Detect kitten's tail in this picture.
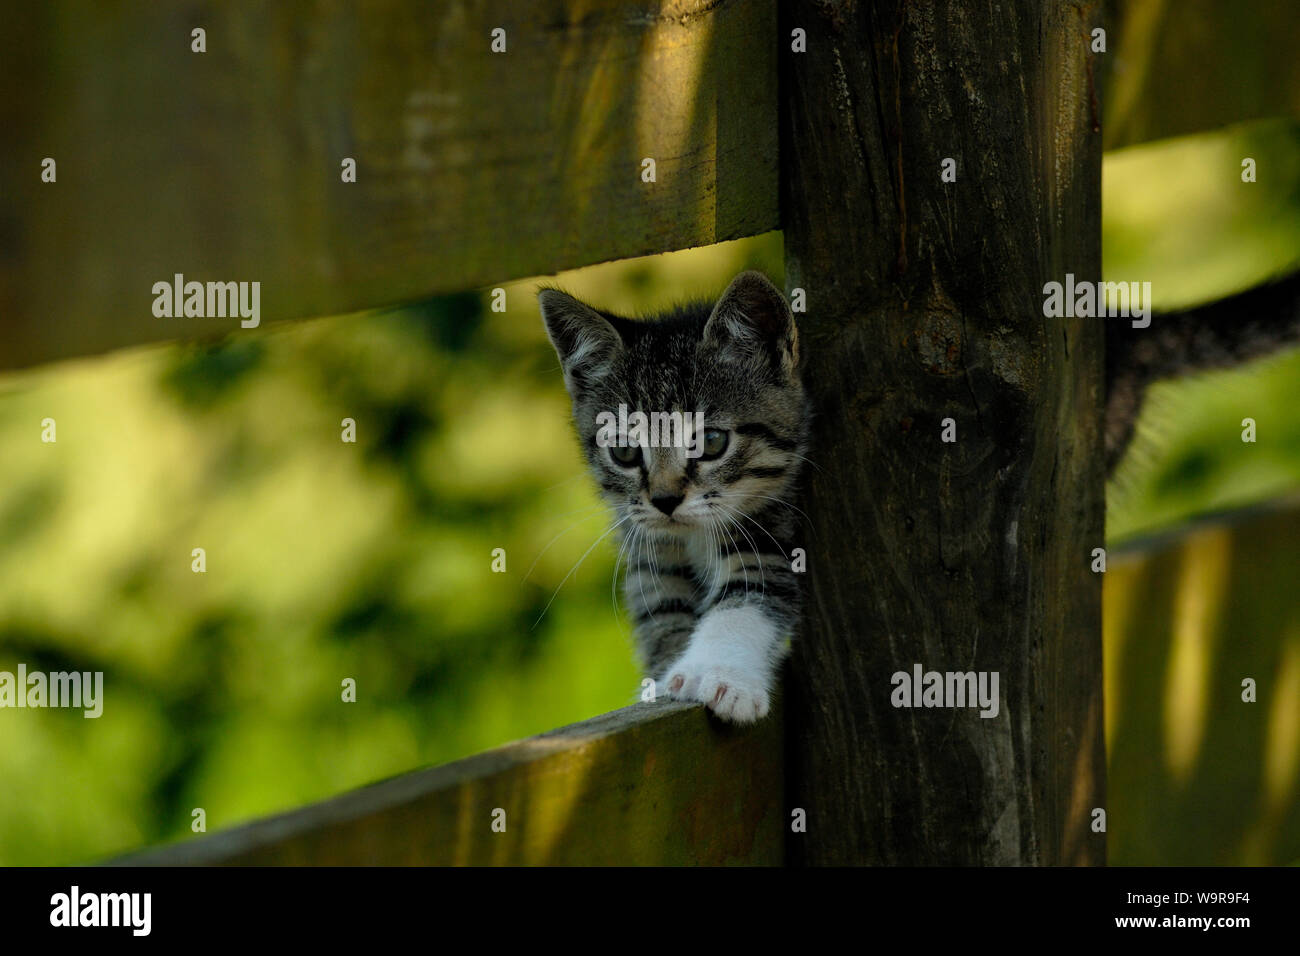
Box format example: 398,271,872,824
1105,267,1300,472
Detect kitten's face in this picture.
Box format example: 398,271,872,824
539,271,807,539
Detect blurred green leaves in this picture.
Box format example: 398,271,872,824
0,235,775,865
1105,119,1300,542
0,117,1297,865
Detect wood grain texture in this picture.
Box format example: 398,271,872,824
0,0,778,371
779,0,1106,865
112,701,783,865
1101,0,1300,150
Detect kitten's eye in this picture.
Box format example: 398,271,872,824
609,444,642,467
701,428,729,460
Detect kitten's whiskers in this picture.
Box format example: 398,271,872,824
532,512,632,629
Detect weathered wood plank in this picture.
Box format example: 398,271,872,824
780,1,1105,864
1105,499,1300,865
0,0,778,371
112,701,783,865
1101,0,1300,150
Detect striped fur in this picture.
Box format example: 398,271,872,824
539,271,809,722
1106,269,1300,473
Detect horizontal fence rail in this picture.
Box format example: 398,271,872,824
1101,0,1300,151
1104,497,1300,865
1,0,779,371
4,2,1299,372
115,700,784,866
108,499,1300,866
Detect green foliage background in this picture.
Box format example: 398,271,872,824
0,121,1297,865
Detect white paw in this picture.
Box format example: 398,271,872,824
662,652,771,724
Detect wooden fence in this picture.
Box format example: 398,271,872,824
117,701,784,865
112,499,1300,865
5,0,1297,373
2,1,1298,866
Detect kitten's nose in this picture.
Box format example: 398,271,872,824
650,494,684,516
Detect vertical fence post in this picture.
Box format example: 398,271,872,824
780,1,1106,865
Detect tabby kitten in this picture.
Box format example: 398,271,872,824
537,266,1300,722
538,271,808,723
1106,269,1300,472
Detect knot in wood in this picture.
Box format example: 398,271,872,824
908,305,964,377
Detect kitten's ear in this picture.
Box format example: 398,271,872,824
703,271,798,376
537,288,623,391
